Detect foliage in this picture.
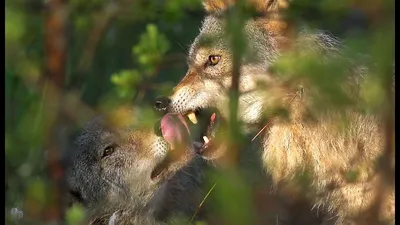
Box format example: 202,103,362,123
5,0,394,224
110,23,170,101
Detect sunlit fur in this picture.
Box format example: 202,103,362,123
167,1,394,224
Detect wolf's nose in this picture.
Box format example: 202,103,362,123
154,96,171,112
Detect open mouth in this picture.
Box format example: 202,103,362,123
181,107,222,156
151,108,223,180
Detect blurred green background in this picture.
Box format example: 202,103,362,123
5,0,394,224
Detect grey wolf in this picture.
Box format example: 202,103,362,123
154,0,395,224
64,110,205,224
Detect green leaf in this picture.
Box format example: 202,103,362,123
111,70,142,87
66,204,86,225
132,24,170,72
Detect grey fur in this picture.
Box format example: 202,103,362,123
64,116,205,224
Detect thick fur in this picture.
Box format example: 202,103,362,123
64,115,205,224
165,0,394,224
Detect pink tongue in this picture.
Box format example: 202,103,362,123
160,113,191,150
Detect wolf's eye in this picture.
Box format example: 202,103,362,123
102,144,117,158
208,55,221,66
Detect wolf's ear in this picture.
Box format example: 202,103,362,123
202,0,294,47
202,0,289,14
257,0,294,49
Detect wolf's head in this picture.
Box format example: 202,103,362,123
165,0,292,122
155,0,345,161
154,0,294,160
65,109,198,217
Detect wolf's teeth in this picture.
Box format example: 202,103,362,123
203,136,210,144
187,112,198,124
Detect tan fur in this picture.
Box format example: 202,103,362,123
260,43,395,224
203,0,295,48
203,0,289,14
166,0,394,224
262,85,394,224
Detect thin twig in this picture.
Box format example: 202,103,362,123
251,120,274,142
227,0,246,167
251,92,299,142
44,0,68,222
189,182,218,224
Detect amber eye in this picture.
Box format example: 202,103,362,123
208,55,221,66
102,145,116,158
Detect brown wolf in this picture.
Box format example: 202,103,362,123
154,0,394,224
64,110,205,224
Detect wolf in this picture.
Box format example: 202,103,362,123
64,110,206,224
154,0,395,224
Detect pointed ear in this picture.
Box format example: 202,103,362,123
257,0,295,50
256,0,292,36
202,0,295,48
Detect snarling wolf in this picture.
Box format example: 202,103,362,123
64,110,205,224
154,0,394,224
